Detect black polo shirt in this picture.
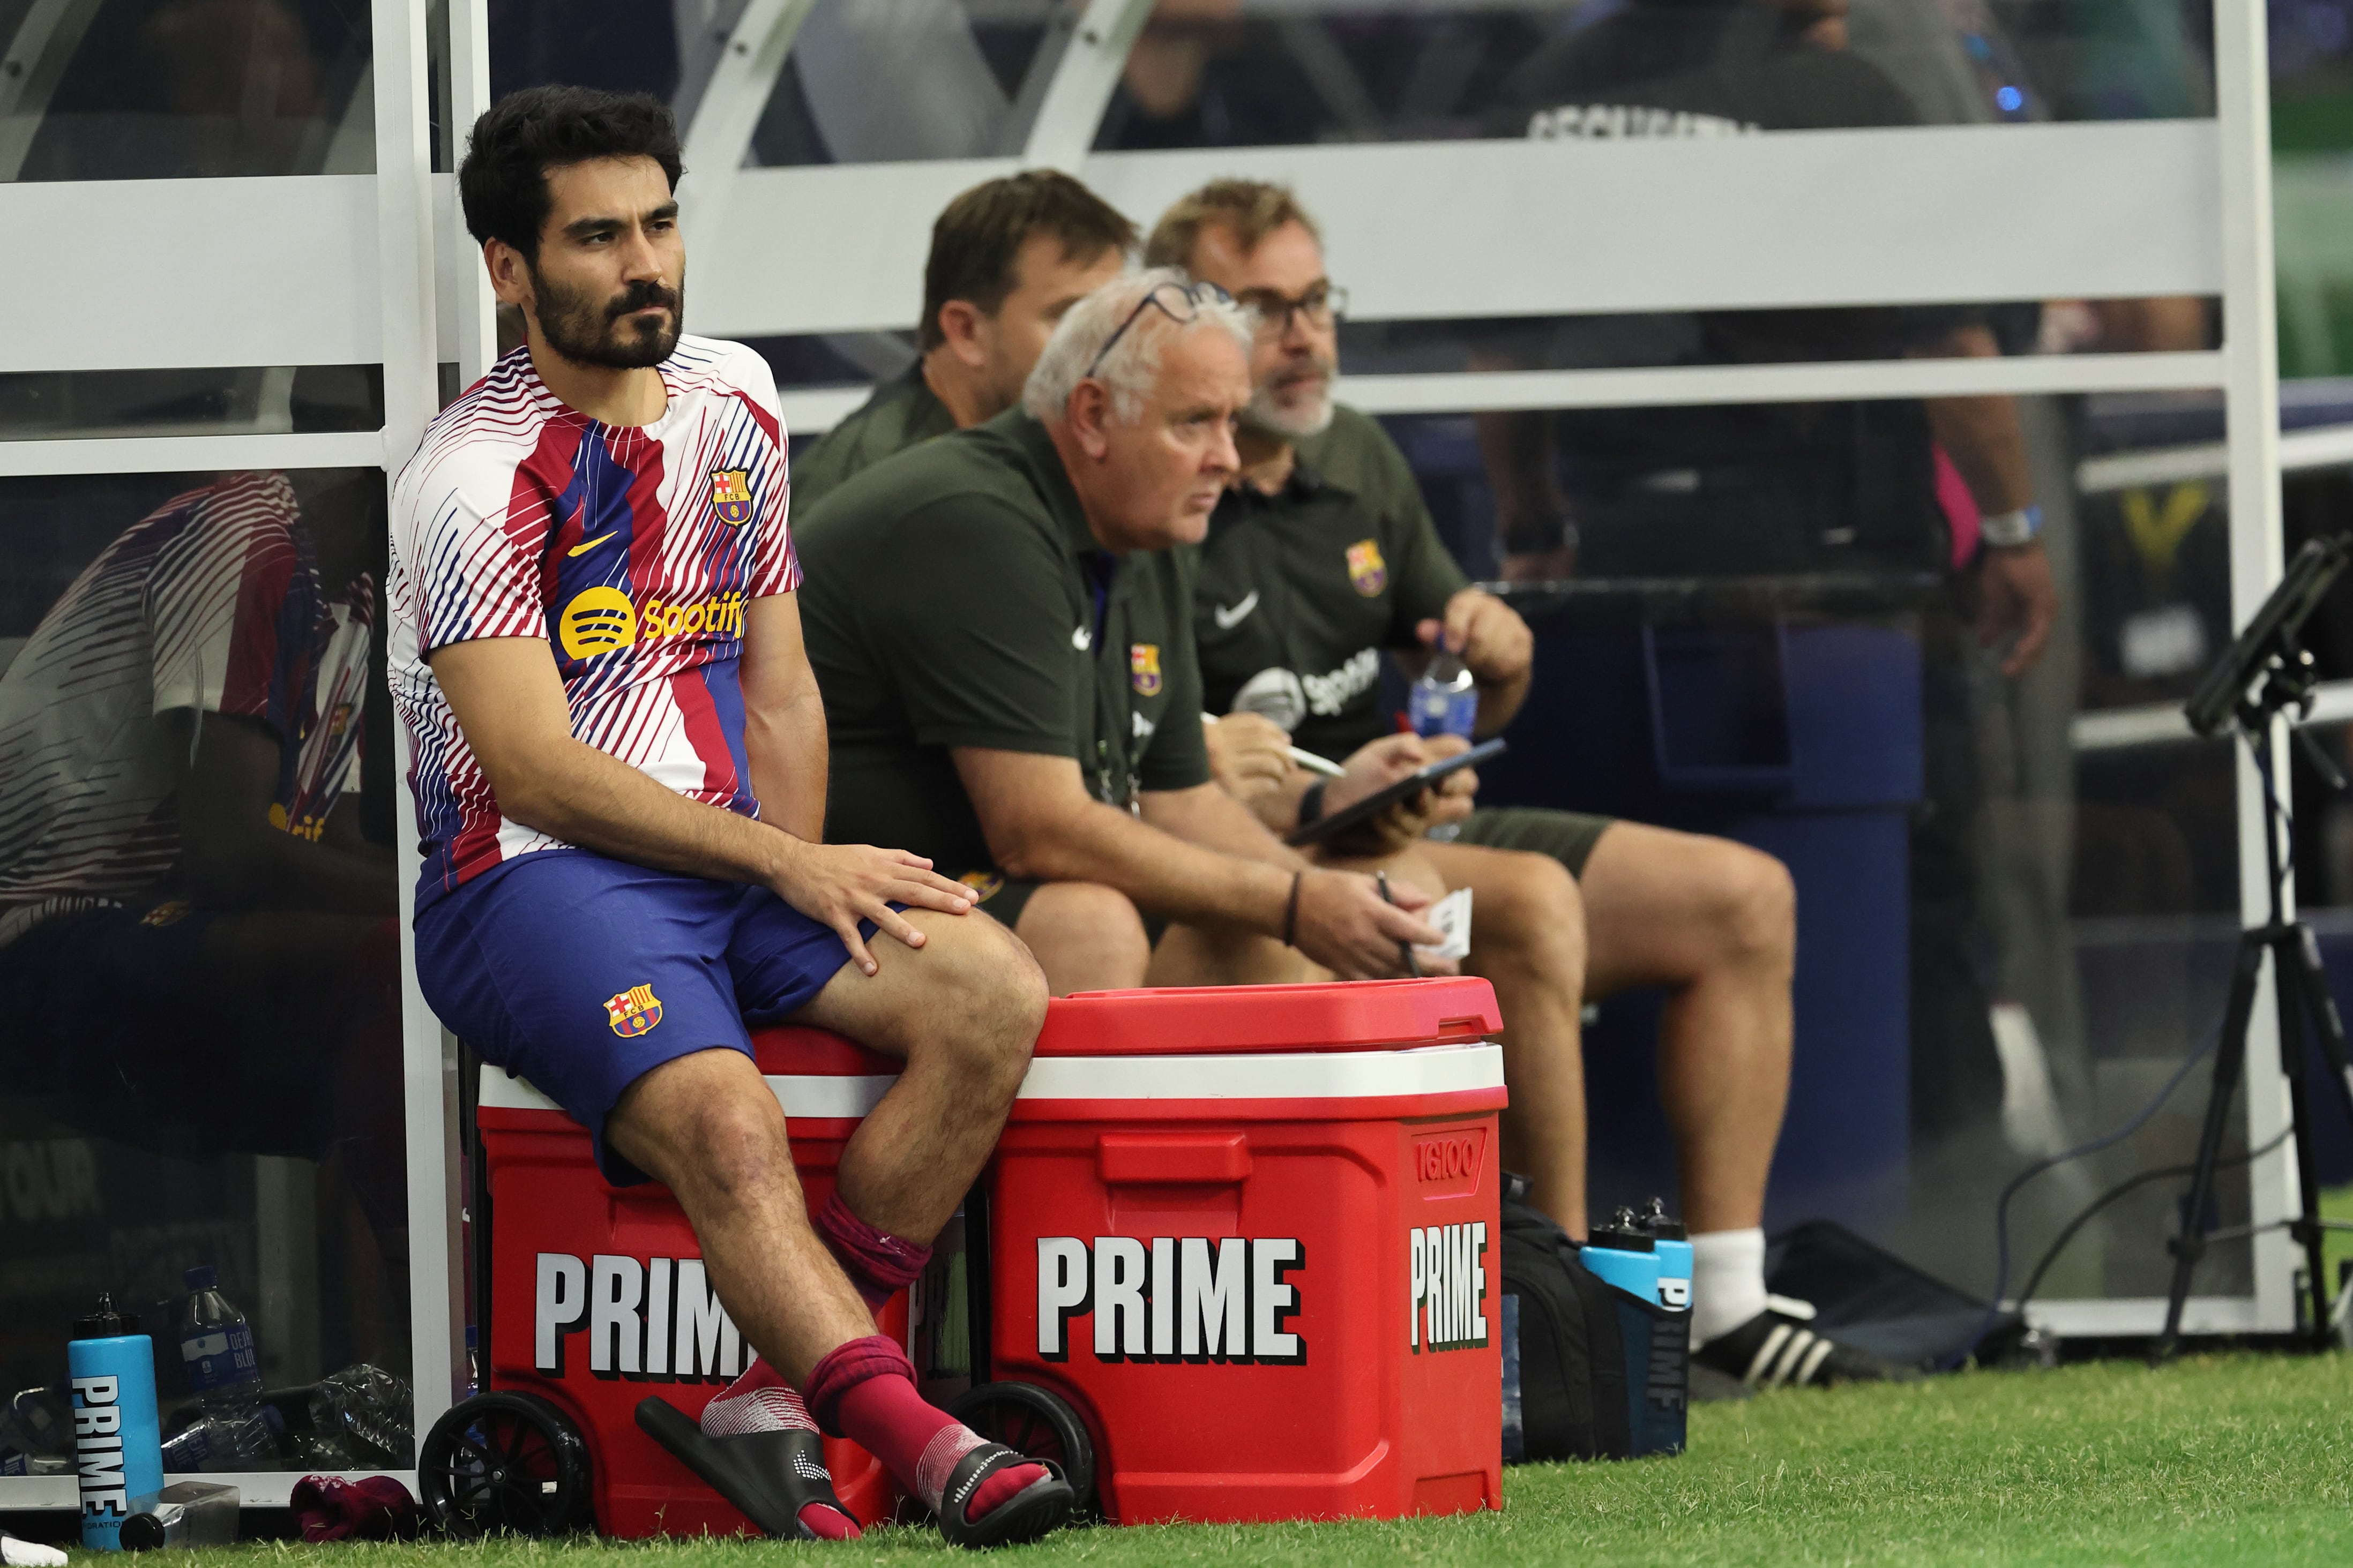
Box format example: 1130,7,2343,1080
1193,406,1468,761
791,362,959,511
796,409,1211,875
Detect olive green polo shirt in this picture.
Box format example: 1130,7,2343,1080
792,362,960,510
796,408,1212,875
1193,404,1468,761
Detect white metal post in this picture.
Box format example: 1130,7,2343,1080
2214,0,2299,1335
446,0,497,387
372,0,465,1434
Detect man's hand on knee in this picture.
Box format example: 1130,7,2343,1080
768,839,978,976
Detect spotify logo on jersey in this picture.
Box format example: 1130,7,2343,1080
560,587,638,659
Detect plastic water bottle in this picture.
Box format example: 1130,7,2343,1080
310,1365,414,1467
68,1294,164,1551
1408,650,1478,739
174,1269,271,1469
1639,1198,1693,1314
1578,1210,1661,1304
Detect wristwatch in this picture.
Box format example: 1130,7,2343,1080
1978,504,2043,549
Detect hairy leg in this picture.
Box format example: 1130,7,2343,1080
1318,842,1590,1237
605,1047,874,1383
1145,920,1317,986
1578,823,1795,1233
1418,842,1590,1237
1013,881,1152,995
794,907,1049,1245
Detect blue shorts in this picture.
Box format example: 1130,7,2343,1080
414,849,861,1184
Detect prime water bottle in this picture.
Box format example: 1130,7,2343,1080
174,1268,272,1470
1579,1210,1661,1304
1408,650,1478,739
1639,1198,1693,1314
68,1294,163,1551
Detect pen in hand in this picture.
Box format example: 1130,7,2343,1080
1376,870,1422,979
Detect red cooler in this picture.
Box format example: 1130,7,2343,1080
462,977,1505,1536
474,1031,910,1535
984,978,1507,1524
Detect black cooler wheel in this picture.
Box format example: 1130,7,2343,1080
946,1382,1096,1517
419,1390,594,1537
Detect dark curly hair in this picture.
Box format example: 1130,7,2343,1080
458,85,684,262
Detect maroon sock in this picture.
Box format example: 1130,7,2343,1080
698,1360,860,1540
804,1336,1045,1527
813,1191,931,1311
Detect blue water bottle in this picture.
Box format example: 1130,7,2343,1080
69,1294,164,1551
1408,650,1479,739
1579,1210,1660,1304
1640,1198,1694,1314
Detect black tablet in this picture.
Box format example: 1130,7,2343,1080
1284,738,1508,847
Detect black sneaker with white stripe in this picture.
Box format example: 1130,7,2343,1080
1693,1299,1921,1391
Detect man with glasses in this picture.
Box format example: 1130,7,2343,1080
796,269,1453,996
794,171,1134,508
1151,180,1906,1391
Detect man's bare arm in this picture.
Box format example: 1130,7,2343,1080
952,746,1442,978
1911,322,2058,676
739,593,827,843
430,636,972,973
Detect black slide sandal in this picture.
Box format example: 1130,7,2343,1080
634,1397,856,1540
935,1443,1074,1550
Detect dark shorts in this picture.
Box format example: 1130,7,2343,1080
1453,806,1616,879
414,849,860,1184
946,870,1170,951
0,900,391,1164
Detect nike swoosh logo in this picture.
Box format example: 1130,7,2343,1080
1213,590,1260,630
567,531,616,557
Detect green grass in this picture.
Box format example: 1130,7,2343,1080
87,1353,2353,1567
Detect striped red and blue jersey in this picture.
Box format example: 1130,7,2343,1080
387,336,798,909
0,471,371,946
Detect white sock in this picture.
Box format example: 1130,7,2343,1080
1689,1227,1768,1347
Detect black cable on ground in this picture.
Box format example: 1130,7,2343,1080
1941,1012,2227,1370
2012,1128,2292,1316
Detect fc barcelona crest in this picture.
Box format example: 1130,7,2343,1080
709,468,754,526
1131,643,1163,696
605,984,664,1037
1346,539,1387,597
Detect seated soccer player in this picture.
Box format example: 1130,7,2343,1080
794,169,1134,508
795,269,1452,995
395,87,1070,1547
1151,178,1909,1390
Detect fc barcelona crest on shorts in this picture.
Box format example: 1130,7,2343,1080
709,468,753,526
605,984,664,1037
1346,538,1388,596
1131,643,1163,696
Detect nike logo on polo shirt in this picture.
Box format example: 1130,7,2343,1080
568,531,617,556
1213,591,1260,630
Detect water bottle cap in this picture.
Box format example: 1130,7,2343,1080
183,1265,218,1291
73,1292,139,1338
1639,1197,1687,1241
1583,1220,1654,1254
118,1513,168,1552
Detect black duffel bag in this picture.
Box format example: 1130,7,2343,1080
1500,1175,1689,1461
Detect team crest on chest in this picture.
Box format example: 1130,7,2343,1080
605,984,663,1037
1346,539,1387,596
1130,643,1163,696
709,468,754,526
